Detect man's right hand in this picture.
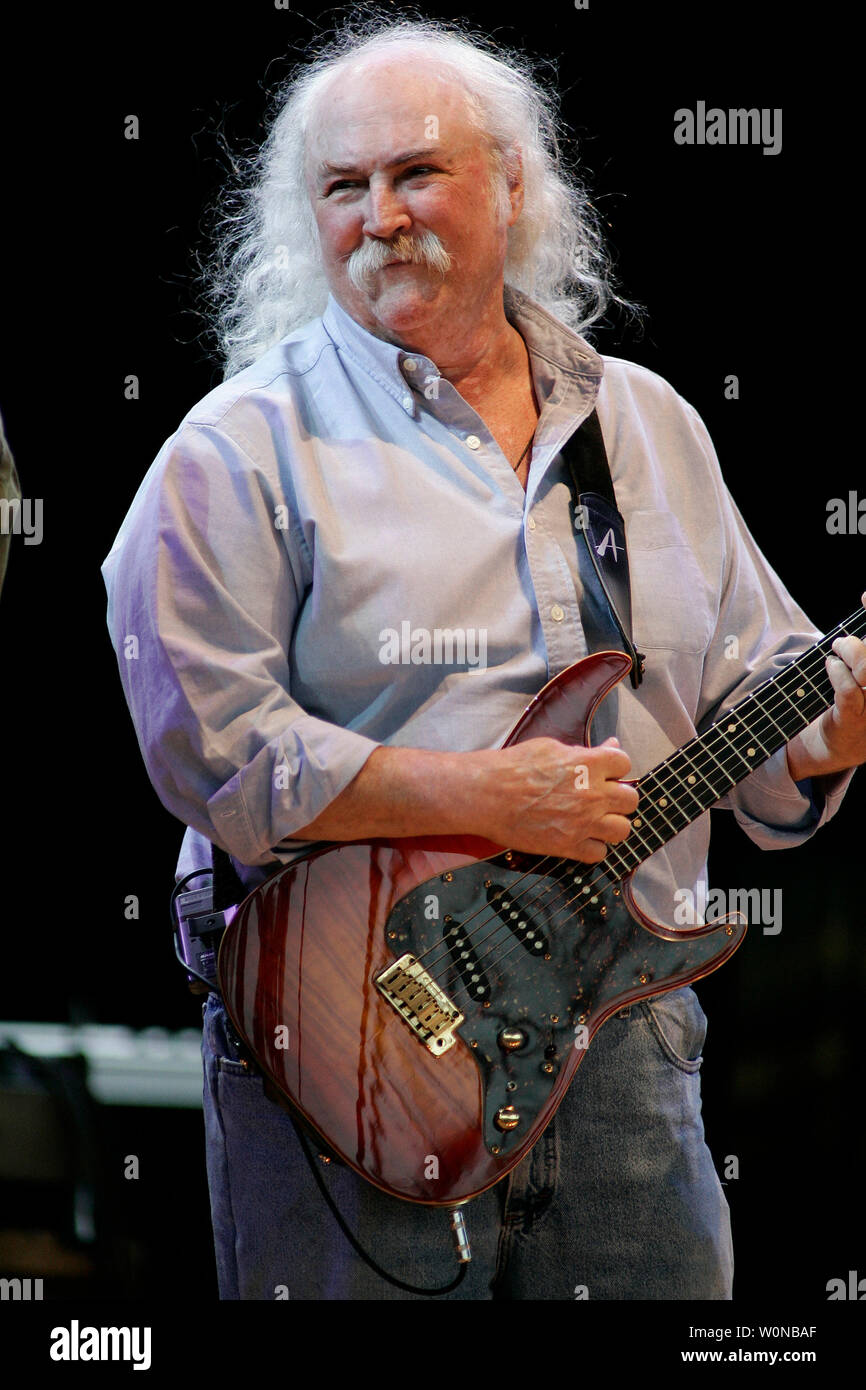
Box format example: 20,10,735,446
288,735,639,865
466,735,639,863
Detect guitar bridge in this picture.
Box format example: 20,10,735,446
376,954,464,1055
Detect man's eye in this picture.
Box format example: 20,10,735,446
324,167,438,195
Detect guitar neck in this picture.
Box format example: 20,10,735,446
599,605,866,881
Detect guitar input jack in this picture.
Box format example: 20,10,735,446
449,1206,472,1264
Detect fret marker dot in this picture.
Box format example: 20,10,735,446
633,817,642,828
657,797,668,807
687,775,696,784
796,688,805,698
747,747,755,756
727,724,736,733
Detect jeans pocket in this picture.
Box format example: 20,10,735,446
640,986,706,1073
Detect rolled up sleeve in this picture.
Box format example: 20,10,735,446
688,405,856,847
101,423,380,866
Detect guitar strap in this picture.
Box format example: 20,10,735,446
558,408,645,690
211,843,246,914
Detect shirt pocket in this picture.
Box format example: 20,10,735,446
626,509,714,655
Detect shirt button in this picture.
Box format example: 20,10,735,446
466,434,481,450
403,359,418,372
527,516,537,530
551,604,565,622
402,395,413,410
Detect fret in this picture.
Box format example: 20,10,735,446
622,808,677,859
632,778,686,838
749,686,790,742
614,826,654,862
605,841,643,875
678,728,765,809
706,714,768,776
795,669,825,703
667,747,719,812
686,735,737,795
769,678,817,732
706,722,761,780
727,720,770,758
767,675,822,739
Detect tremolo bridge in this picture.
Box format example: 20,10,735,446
375,954,464,1054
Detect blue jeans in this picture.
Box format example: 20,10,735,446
201,986,732,1299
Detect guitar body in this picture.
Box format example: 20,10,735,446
218,650,747,1205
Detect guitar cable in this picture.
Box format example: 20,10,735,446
169,870,470,1297
289,1117,471,1296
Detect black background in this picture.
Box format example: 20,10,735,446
0,0,863,1313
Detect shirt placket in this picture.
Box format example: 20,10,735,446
399,346,594,682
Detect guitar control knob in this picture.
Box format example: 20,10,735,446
494,1105,521,1132
498,1027,528,1051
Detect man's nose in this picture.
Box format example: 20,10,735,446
362,178,412,239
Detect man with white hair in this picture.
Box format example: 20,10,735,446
102,17,864,1300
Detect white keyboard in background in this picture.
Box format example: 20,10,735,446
0,1023,204,1107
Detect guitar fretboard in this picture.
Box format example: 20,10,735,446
594,605,866,883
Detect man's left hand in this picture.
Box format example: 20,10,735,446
786,589,866,781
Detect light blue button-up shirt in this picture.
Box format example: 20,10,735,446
101,287,851,918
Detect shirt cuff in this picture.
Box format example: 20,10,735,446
205,717,382,866
730,746,856,848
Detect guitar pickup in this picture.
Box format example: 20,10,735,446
376,954,464,1055
486,882,550,958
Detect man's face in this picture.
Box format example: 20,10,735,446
304,55,523,346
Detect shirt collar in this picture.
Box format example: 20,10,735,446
322,286,604,415
322,293,414,408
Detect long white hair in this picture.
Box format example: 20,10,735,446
198,13,634,379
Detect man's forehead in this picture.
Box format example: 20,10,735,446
305,59,481,170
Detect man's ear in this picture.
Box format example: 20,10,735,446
505,147,524,225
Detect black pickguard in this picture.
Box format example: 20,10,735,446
384,851,743,1154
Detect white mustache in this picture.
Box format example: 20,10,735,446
346,232,452,291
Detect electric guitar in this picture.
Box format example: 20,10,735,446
218,605,864,1206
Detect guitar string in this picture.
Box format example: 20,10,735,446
407,610,865,995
